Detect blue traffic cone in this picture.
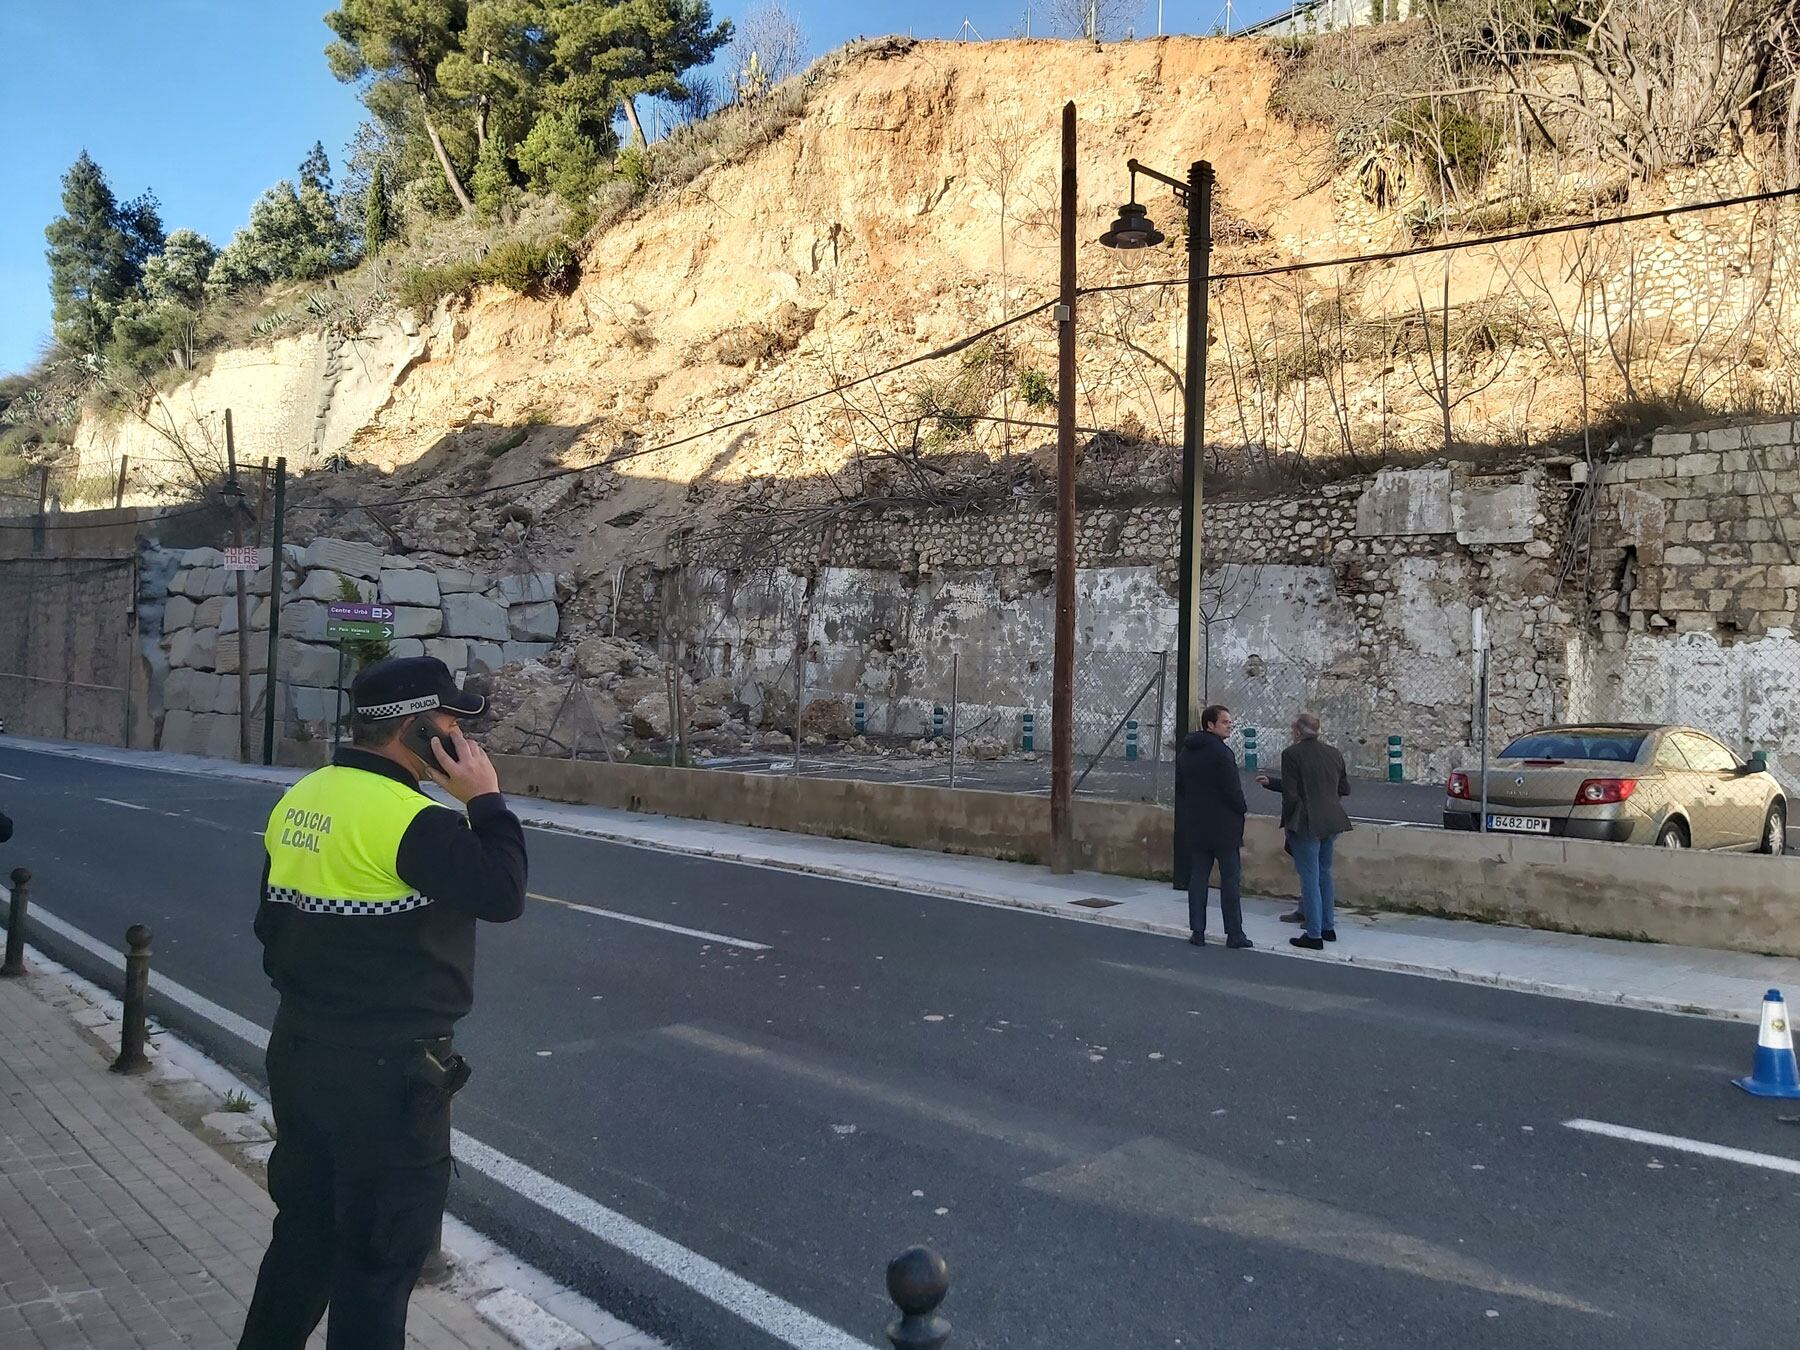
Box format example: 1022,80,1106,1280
1733,989,1800,1098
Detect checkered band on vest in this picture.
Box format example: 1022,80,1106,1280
265,886,433,916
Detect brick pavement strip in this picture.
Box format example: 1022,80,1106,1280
0,971,521,1350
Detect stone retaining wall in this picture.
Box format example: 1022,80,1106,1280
151,538,567,755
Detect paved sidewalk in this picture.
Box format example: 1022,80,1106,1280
0,970,514,1350
10,734,1800,1021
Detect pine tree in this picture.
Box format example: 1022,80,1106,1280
365,163,390,254
44,152,160,355
471,138,517,220
326,0,476,213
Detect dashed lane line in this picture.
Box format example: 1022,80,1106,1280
528,892,771,951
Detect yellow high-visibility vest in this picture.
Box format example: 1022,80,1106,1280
264,765,436,915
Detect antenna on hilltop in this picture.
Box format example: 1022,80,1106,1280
955,17,984,40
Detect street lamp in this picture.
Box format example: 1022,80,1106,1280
1100,156,1213,889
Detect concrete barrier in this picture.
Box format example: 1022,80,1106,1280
494,755,1800,958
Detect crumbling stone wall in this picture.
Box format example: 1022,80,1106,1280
1575,415,1800,782
151,538,567,757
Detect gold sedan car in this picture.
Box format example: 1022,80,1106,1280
1442,724,1788,852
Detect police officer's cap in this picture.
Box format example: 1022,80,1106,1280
351,656,485,721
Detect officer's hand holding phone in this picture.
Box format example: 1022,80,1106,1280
416,722,501,804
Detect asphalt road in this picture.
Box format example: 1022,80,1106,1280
3,744,1797,1350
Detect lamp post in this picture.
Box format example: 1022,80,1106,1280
1100,157,1213,888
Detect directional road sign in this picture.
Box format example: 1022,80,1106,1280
326,602,396,622
326,619,395,641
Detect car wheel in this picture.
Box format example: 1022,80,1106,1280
1655,819,1689,850
1760,801,1787,855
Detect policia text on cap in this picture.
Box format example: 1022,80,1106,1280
238,657,527,1350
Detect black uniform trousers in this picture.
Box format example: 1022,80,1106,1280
238,1028,452,1350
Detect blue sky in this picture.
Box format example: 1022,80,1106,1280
0,0,1288,378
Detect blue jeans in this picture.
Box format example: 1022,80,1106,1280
1288,832,1337,939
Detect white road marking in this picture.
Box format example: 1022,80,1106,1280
0,771,24,781
528,892,771,951
1564,1119,1800,1176
94,797,151,811
0,898,867,1350
14,900,272,1050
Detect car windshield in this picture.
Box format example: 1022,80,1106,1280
1500,730,1647,762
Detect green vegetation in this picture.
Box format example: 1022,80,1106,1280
324,0,733,213
395,232,581,316
208,143,354,298
45,152,164,356
913,342,1007,452
1015,368,1056,410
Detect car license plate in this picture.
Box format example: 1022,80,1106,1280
1488,815,1551,834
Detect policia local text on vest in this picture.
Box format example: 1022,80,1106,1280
239,656,527,1350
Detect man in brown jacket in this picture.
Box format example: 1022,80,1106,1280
1256,711,1351,950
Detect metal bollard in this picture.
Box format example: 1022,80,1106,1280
1021,711,1035,753
2,868,28,978
1125,719,1139,761
932,705,946,740
855,698,867,735
111,925,153,1075
885,1245,950,1350
1388,734,1403,782
1243,726,1258,772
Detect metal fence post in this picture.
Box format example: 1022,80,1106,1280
111,925,153,1075
885,1245,950,1349
792,651,805,777
948,653,959,789
2,868,29,977
1149,650,1169,802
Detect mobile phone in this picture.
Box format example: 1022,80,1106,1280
402,717,459,768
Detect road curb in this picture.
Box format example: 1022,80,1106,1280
5,936,652,1350
517,810,1752,1024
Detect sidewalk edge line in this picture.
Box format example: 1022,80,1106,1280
0,899,679,1350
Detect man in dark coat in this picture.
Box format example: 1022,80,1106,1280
1175,705,1253,949
1256,711,1352,950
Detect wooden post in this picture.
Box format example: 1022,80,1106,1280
226,413,253,763
262,458,287,766
33,465,49,553
1051,102,1078,875
113,455,129,509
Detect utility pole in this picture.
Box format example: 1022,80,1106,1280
261,457,287,766
224,412,253,763
1051,101,1078,875
113,455,129,509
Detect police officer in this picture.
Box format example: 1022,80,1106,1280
239,656,526,1350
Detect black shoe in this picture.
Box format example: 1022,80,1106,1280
1322,929,1336,942
1289,935,1325,951
1189,933,1206,947
1226,934,1254,950
1280,910,1304,924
